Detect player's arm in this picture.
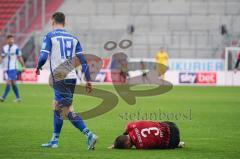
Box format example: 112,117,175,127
36,52,49,74
17,56,25,68
108,145,114,149
0,49,6,64
36,35,51,75
75,41,92,93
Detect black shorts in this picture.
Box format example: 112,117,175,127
162,121,180,149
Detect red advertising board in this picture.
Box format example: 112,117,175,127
196,72,217,84
19,69,38,82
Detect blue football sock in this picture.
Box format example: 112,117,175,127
2,84,11,99
53,110,63,140
12,84,20,99
51,133,60,141
82,128,92,137
68,112,91,136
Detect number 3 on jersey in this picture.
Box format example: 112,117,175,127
57,37,74,59
141,127,160,138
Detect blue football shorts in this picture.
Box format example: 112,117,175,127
5,69,18,81
53,79,77,107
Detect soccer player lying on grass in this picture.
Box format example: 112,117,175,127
109,121,185,149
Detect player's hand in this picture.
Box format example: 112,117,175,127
85,82,92,93
107,145,114,149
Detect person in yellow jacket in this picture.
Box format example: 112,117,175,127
155,47,169,79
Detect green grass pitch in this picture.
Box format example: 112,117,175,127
0,84,239,159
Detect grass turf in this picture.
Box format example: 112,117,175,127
0,84,239,159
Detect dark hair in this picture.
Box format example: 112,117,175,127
7,35,14,39
114,135,129,149
52,12,65,25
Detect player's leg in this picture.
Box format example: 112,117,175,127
162,121,181,149
159,66,165,80
61,106,98,150
42,79,97,149
12,80,21,102
10,70,21,101
1,70,20,102
62,79,97,150
0,80,11,102
53,101,64,138
41,92,64,148
167,121,185,148
45,104,97,150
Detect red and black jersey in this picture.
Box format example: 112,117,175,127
125,121,170,149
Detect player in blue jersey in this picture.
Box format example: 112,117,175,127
0,35,25,102
36,12,97,150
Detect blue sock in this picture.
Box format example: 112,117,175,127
2,84,11,99
12,84,20,99
68,112,91,136
52,110,63,140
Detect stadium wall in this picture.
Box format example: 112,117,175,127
41,0,240,59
